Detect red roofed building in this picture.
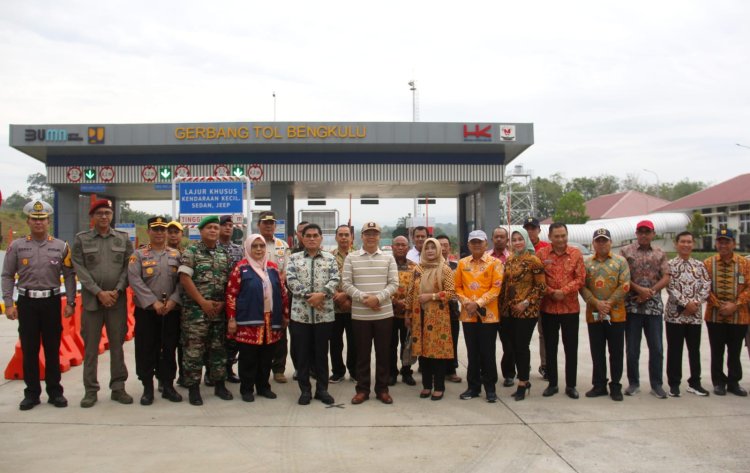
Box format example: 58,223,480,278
657,173,750,250
586,191,670,220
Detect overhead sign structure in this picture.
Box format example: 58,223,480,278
179,181,244,214
172,176,253,230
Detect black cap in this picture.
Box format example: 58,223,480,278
148,216,168,228
523,217,540,228
219,215,233,225
592,228,611,241
716,227,735,240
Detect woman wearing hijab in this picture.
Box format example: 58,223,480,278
405,238,456,400
501,228,546,401
225,234,289,402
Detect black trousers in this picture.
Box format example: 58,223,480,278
706,322,748,387
353,317,393,395
498,317,516,380
506,316,538,383
447,319,460,374
330,312,356,378
665,322,702,388
420,356,447,391
134,307,180,384
17,295,63,399
237,341,277,395
541,313,579,388
290,320,333,393
462,321,498,394
389,317,413,377
588,321,625,389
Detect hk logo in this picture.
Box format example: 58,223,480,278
88,127,105,144
463,124,492,142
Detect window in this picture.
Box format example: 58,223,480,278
704,216,713,235
740,213,750,234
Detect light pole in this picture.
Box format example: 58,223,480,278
408,80,416,122
643,168,660,199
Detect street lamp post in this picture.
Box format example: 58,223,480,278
408,80,416,122
643,168,660,199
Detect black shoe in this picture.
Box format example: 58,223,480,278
486,392,498,403
514,383,531,401
402,373,417,386
242,392,255,402
204,374,215,387
188,386,203,406
329,374,345,384
543,385,559,397
610,386,623,402
668,385,681,398
161,385,183,403
459,389,480,400
727,385,748,397
388,375,397,386
298,391,312,405
565,387,579,399
314,390,335,405
48,395,68,408
538,366,548,381
226,370,241,384
214,382,233,400
19,397,40,411
503,377,515,387
585,386,608,398
419,389,432,399
140,382,155,406
257,389,277,399
714,384,727,396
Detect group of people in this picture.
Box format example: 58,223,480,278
3,198,749,412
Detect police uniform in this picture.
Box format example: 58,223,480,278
178,216,232,400
1,200,76,409
71,199,134,404
128,217,183,403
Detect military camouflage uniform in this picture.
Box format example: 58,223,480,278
178,241,231,386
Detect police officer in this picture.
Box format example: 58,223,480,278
72,198,134,408
166,220,186,386
178,215,233,405
218,215,243,384
128,217,183,405
2,200,77,410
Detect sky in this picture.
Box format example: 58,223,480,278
1,0,749,227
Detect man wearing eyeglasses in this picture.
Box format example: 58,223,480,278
72,199,134,408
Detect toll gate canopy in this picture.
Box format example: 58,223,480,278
9,121,534,244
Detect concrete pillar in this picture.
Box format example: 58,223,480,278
270,182,292,240
479,182,501,235
53,186,82,244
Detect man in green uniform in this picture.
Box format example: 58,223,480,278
72,199,134,408
178,215,233,405
2,200,77,410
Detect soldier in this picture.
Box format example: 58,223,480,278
72,199,134,408
218,215,244,384
2,200,77,410
178,215,233,405
127,217,183,405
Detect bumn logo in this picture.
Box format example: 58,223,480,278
24,129,84,142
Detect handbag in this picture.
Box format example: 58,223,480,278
401,327,416,366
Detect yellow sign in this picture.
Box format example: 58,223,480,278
174,125,367,141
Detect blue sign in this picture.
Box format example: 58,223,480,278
80,184,106,193
179,181,244,214
154,183,173,191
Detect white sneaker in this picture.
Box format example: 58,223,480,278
625,385,640,396
687,385,709,396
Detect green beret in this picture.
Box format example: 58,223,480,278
197,215,220,230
